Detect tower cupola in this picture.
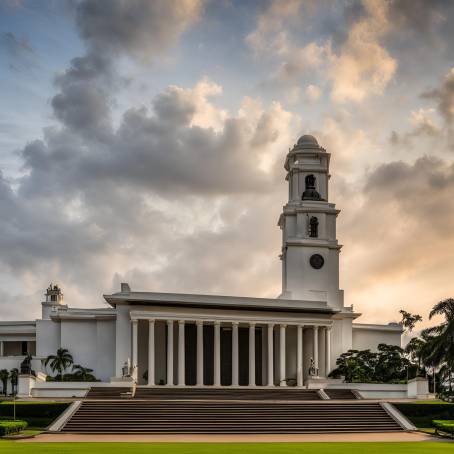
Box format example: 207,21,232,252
42,283,65,319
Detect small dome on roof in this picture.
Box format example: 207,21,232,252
297,134,318,146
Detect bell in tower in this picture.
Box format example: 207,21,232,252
302,174,322,201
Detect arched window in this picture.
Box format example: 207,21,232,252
305,174,316,190
309,216,319,238
302,174,321,200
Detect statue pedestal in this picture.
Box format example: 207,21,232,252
306,377,343,389
407,377,433,399
110,376,134,384
18,374,36,397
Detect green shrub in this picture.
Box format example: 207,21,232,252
433,420,454,438
394,403,454,428
0,420,28,436
0,402,69,428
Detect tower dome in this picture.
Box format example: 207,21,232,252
297,134,319,146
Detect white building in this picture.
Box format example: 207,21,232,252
0,135,402,387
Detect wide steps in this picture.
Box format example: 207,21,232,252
85,387,131,399
61,401,403,433
324,389,358,400
134,387,321,400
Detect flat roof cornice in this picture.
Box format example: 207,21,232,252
103,291,338,314
352,322,403,333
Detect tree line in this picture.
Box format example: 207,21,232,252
329,298,454,395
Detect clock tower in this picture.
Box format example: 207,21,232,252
278,135,344,309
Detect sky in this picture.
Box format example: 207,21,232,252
1,0,454,330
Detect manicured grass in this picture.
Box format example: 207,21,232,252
0,443,452,454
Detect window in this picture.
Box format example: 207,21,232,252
309,216,319,238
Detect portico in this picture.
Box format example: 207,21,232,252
128,307,333,387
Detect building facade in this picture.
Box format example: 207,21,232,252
0,135,402,387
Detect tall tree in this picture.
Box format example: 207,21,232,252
422,298,454,393
405,337,427,374
44,348,74,380
400,310,423,333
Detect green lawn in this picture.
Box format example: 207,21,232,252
0,443,452,454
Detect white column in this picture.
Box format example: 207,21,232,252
267,324,274,386
325,327,331,377
0,341,3,357
279,324,286,386
232,322,239,386
297,325,304,387
214,321,221,386
166,320,174,386
148,320,155,386
131,319,138,382
313,326,319,376
178,320,185,386
248,323,255,386
196,320,204,386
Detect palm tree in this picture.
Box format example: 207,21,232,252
72,364,96,381
9,368,18,395
422,298,454,393
45,348,74,380
0,369,8,395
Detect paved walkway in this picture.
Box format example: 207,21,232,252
21,432,437,443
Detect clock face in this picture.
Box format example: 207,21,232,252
310,254,324,269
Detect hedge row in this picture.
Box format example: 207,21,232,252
393,403,454,428
0,402,69,418
0,420,28,436
0,402,69,428
433,420,454,438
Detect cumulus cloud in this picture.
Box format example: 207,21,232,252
0,74,297,319
337,155,454,324
50,0,205,139
76,0,204,61
245,0,301,56
390,108,441,147
422,68,454,131
247,0,396,104
329,0,397,103
391,67,454,149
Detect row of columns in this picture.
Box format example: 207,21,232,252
132,319,331,386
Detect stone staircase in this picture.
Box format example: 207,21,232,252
134,387,321,400
85,387,132,399
324,389,358,400
60,400,403,434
